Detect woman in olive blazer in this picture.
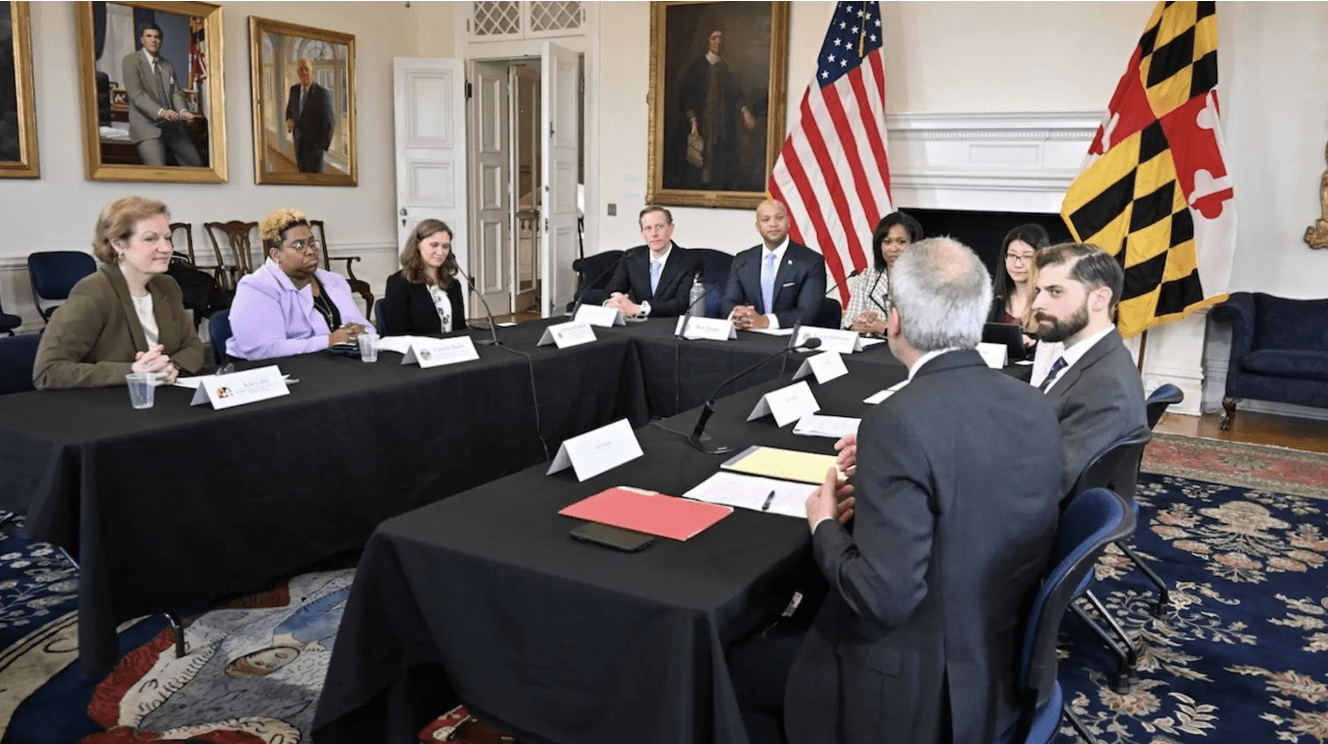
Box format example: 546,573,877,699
33,197,204,389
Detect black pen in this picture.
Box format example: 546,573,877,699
762,490,776,511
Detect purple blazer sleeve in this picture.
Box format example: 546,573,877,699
226,263,369,361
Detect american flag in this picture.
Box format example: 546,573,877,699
768,1,892,304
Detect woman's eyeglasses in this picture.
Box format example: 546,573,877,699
1006,253,1035,265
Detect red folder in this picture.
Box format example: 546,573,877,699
559,486,733,541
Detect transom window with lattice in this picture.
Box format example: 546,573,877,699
469,1,584,39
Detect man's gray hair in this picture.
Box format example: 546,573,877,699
889,236,993,351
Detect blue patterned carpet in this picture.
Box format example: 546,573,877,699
1,471,1326,743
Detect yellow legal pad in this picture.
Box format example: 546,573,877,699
720,446,842,485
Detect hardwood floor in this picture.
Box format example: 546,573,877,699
1155,409,1328,455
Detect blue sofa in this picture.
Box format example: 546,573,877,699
1210,292,1328,430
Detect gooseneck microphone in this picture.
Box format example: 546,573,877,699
824,267,862,329
676,254,751,339
455,263,501,346
569,253,628,319
688,336,823,455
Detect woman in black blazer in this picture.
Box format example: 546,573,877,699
383,219,468,336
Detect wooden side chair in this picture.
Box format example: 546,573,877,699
309,219,373,316
203,221,261,292
169,222,197,264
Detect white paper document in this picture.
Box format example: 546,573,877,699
864,378,909,405
748,380,820,427
375,336,420,355
546,418,644,481
792,351,849,385
684,471,816,519
976,342,1008,369
793,414,860,439
574,304,627,328
538,322,597,348
745,326,795,336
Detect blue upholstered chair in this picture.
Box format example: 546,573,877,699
1145,384,1184,430
994,487,1134,744
373,298,389,337
209,308,232,367
0,296,21,336
28,251,97,323
1211,292,1328,430
568,250,625,313
0,332,41,395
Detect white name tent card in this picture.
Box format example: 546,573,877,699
401,337,480,368
748,380,820,427
574,304,627,328
674,315,737,341
547,418,644,482
794,326,862,354
189,366,289,410
976,342,1008,369
864,379,909,405
538,322,598,349
792,351,849,385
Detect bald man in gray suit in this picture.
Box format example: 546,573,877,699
121,22,203,167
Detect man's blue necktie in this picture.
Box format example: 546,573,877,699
650,259,662,295
760,251,777,314
1039,356,1068,393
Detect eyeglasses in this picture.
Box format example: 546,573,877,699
286,238,322,254
1006,253,1035,265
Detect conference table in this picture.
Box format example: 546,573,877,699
0,317,909,676
0,320,652,674
311,351,911,744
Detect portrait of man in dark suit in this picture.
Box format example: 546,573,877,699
285,57,335,174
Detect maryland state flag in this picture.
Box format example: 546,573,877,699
1062,1,1236,337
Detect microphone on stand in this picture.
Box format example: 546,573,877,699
569,253,628,320
455,263,501,346
824,268,862,328
688,336,823,455
676,254,752,340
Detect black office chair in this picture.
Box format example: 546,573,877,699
813,297,842,328
1068,428,1154,691
0,332,41,395
210,308,232,367
691,248,735,318
28,251,97,323
568,249,624,312
1145,384,1184,430
0,296,21,336
373,298,389,337
995,486,1134,744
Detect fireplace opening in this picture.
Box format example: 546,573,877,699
894,208,1073,276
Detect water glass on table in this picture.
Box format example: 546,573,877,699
125,372,159,409
358,331,379,363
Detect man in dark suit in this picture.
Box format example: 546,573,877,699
1030,243,1148,496
731,237,1062,744
285,58,335,173
722,199,826,329
602,206,700,318
121,23,203,167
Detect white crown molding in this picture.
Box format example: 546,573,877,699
886,111,1104,141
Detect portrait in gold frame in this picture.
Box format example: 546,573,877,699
74,1,227,183
646,1,789,209
248,16,356,186
1,1,40,178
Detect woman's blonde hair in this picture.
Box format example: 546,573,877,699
260,208,310,255
92,197,169,263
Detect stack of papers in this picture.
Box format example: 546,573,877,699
864,379,909,404
792,414,860,439
720,445,841,484
684,471,815,519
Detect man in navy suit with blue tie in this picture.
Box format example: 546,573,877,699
722,199,826,330
602,206,699,318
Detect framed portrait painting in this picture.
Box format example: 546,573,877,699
249,16,356,186
74,1,227,183
1,1,39,178
647,1,789,209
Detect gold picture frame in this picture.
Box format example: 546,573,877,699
249,16,356,186
1,1,39,178
74,1,227,183
646,1,789,209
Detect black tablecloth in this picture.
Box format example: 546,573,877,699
312,356,909,744
0,321,648,674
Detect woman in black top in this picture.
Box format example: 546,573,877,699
383,219,468,336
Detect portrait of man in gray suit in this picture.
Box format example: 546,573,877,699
121,22,203,167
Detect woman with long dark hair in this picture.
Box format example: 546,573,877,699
382,219,468,336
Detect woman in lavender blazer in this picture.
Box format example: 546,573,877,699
225,208,371,361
